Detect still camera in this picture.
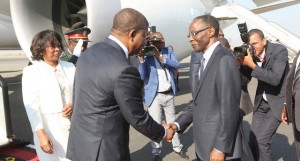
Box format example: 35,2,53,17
233,22,254,58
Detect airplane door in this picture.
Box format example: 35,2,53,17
0,75,12,147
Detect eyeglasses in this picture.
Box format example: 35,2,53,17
187,27,210,38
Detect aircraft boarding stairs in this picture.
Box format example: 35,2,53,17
211,4,300,63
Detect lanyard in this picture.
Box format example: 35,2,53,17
156,57,169,81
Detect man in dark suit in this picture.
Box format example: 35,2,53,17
282,51,300,160
66,8,174,161
240,29,289,161
172,15,242,161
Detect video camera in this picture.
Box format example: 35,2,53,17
233,22,254,58
139,26,161,56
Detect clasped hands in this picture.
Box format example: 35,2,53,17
162,123,178,142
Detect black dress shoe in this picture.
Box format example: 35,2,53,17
153,155,162,161
175,150,189,160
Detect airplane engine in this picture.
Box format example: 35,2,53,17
10,0,212,62
10,0,121,61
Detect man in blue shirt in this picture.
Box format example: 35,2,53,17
138,32,188,161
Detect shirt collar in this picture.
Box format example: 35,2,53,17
296,54,300,71
108,35,129,59
203,41,220,61
37,60,59,72
258,50,266,62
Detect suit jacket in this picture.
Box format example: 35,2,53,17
139,46,179,107
129,55,140,69
239,66,253,116
22,60,75,132
66,38,165,161
285,51,300,130
177,44,241,160
240,41,289,120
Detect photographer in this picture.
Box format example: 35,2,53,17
239,29,289,161
138,32,188,161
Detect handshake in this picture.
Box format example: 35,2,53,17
162,123,178,142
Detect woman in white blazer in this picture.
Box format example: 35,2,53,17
22,30,75,161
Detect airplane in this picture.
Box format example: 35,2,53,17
1,0,300,156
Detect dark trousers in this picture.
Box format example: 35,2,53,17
293,122,300,161
196,153,241,161
249,99,281,161
292,96,300,161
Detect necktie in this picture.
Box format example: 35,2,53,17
199,57,205,80
293,62,300,94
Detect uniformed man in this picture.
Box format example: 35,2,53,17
60,27,91,65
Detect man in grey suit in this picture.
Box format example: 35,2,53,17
172,15,242,161
240,29,289,161
66,8,174,161
282,51,300,160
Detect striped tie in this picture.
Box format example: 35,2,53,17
199,57,205,80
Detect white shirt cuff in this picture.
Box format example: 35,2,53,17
174,122,180,131
214,148,224,154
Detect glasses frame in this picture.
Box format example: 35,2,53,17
188,27,210,38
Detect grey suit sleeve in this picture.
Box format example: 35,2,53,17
215,55,241,153
114,66,165,142
240,66,252,87
252,46,288,86
176,100,193,133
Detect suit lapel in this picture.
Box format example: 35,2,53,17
262,42,272,68
194,44,222,100
189,52,201,96
192,54,202,96
290,54,300,84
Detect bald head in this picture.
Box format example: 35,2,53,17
112,8,149,34
110,8,150,56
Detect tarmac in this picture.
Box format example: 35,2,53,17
0,54,297,161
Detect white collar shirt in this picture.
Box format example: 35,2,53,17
203,41,220,69
109,35,129,59
155,55,171,92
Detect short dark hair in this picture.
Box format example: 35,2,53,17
112,8,149,33
248,29,265,39
194,15,219,37
218,37,230,49
30,30,64,61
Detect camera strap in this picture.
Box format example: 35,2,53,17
156,57,169,81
